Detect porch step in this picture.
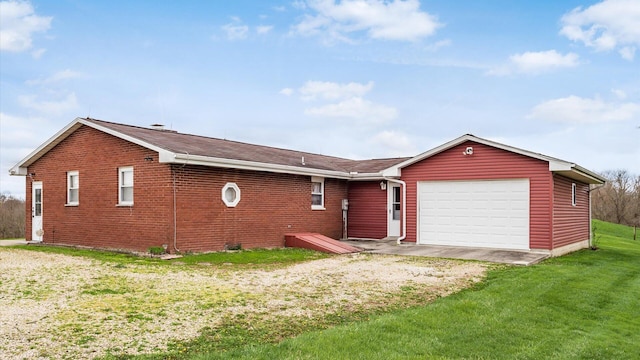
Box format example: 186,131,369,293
285,233,362,254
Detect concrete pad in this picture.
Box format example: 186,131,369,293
0,239,28,246
341,239,549,266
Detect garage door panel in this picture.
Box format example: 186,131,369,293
418,179,530,250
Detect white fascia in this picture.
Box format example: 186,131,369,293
381,167,401,178
548,160,573,172
349,173,390,181
9,119,84,176
549,160,605,184
9,117,175,176
168,153,353,179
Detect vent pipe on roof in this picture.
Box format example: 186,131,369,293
150,123,165,130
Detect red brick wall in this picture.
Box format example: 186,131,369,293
26,125,173,251
25,124,347,253
172,165,347,252
347,181,387,239
552,175,590,248
400,141,553,249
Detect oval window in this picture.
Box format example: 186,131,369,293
222,183,241,207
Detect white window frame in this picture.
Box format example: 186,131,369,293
118,166,134,206
66,171,79,206
311,176,325,210
222,182,241,207
571,182,577,207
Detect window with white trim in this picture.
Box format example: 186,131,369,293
571,182,577,207
119,167,134,205
67,171,79,205
222,182,241,207
311,176,324,210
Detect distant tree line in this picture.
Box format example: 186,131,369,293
0,194,25,239
592,170,640,229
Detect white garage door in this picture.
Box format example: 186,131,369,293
418,179,530,250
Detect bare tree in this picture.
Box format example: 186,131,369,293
592,170,640,228
0,194,26,239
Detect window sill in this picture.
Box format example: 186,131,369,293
65,203,78,207
116,203,134,207
311,206,326,211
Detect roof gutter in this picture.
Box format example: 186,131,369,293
169,153,354,179
385,178,406,245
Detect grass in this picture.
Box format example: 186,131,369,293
189,220,640,359
9,220,638,359
10,245,327,269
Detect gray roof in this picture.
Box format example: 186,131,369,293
85,118,408,174
10,117,604,184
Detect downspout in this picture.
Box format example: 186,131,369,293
385,178,406,245
172,168,179,253
173,152,190,253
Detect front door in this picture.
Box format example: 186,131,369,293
32,182,43,242
387,184,401,237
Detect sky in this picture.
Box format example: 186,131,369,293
1,0,639,199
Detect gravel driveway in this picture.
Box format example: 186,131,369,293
0,248,486,359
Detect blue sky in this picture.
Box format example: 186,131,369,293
1,0,639,199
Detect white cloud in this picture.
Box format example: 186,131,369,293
619,46,636,61
292,0,441,43
0,0,52,52
488,50,580,76
286,80,397,124
256,25,273,34
560,0,640,60
31,47,45,58
279,87,294,96
528,95,640,123
424,39,451,52
304,96,397,123
611,88,627,99
299,80,374,101
370,130,416,156
18,92,79,114
510,50,580,72
0,112,44,145
221,22,249,40
26,69,84,85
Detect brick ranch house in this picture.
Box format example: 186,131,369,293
10,117,605,255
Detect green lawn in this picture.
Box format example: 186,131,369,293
196,220,640,359
11,245,327,269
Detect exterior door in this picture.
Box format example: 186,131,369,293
32,182,43,242
387,184,401,237
418,179,530,250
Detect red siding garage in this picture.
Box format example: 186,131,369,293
401,140,553,249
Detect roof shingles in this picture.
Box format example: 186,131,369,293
85,118,406,174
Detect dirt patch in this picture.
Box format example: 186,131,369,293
0,249,486,359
